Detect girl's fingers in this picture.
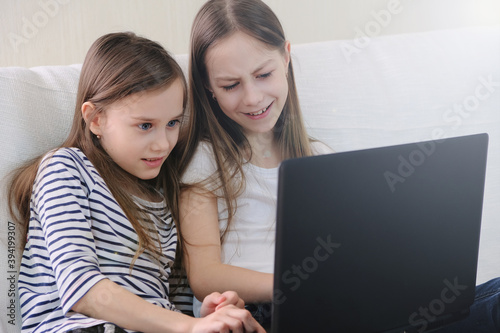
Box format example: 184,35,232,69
217,306,265,333
215,291,245,311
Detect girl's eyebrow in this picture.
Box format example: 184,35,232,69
131,116,156,122
131,111,184,122
214,59,274,82
172,111,184,119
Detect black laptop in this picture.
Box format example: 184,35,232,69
272,133,489,332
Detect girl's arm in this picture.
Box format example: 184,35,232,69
73,278,264,333
179,188,274,303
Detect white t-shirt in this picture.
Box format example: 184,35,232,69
182,141,332,314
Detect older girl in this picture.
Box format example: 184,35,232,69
177,0,331,325
177,0,500,331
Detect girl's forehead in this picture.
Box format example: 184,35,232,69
104,83,182,115
205,32,282,75
102,91,144,112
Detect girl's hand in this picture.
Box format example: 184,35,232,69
200,291,246,317
192,305,265,333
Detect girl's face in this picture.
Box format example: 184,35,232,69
85,79,184,180
205,31,290,140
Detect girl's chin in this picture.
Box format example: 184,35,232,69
243,126,278,140
241,115,282,136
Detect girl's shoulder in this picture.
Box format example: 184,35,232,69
195,140,216,156
38,147,101,187
187,140,217,167
41,147,89,164
182,140,218,184
39,147,95,174
310,140,335,155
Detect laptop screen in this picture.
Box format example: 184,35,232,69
272,133,488,332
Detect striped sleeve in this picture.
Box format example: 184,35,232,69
32,150,107,314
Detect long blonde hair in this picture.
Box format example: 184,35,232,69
177,0,313,243
9,32,187,265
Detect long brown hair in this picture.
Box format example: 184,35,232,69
177,0,313,243
9,32,187,266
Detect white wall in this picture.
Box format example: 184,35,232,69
1,0,500,68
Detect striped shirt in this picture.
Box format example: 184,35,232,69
18,148,179,333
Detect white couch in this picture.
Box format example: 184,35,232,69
1,26,499,332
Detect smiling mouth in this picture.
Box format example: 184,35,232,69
142,157,164,164
246,103,272,116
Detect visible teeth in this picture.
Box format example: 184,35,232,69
248,106,268,116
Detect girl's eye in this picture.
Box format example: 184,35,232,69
167,119,180,128
223,82,239,91
139,123,152,131
221,72,271,91
258,72,272,79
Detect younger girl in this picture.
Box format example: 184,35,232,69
9,32,263,333
177,0,331,325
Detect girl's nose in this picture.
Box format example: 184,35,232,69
151,130,171,152
242,82,263,106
